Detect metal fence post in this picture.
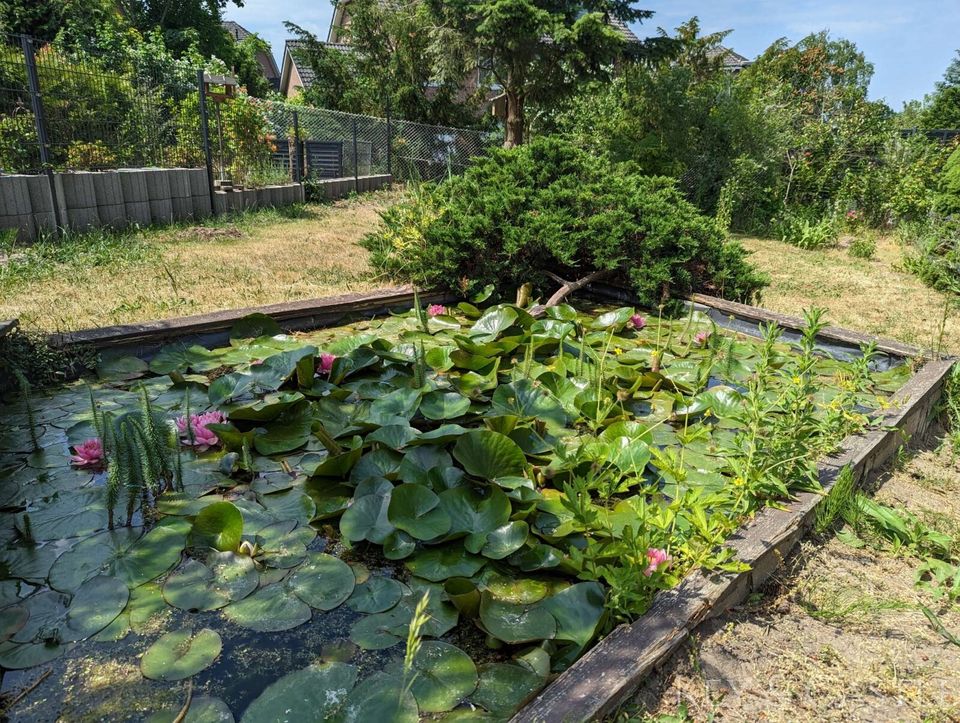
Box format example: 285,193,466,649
385,97,392,177
21,35,62,234
197,69,217,215
352,117,360,194
292,110,302,184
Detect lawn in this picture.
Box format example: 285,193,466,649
0,192,397,332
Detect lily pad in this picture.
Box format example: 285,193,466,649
163,554,257,612
469,662,543,716
405,544,486,582
346,576,403,614
222,583,312,632
192,502,243,552
420,391,472,420
452,430,527,480
338,673,417,723
478,592,556,644
240,662,358,722
388,484,452,541
287,553,356,611
409,641,478,713
140,628,222,681
146,696,235,723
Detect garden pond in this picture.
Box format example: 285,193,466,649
0,300,912,721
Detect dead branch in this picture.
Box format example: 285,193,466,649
530,269,615,317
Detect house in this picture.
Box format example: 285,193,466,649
222,20,282,91
279,0,646,100
707,46,752,73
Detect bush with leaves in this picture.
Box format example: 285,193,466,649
899,218,960,296
365,136,767,307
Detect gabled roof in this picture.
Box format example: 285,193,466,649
706,45,752,70
222,20,251,42
607,15,640,44
281,39,354,93
222,20,281,82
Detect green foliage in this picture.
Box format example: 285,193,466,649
920,50,960,130
771,210,838,250
899,217,960,296
427,0,673,145
848,234,877,260
937,145,960,216
364,136,767,307
815,466,857,535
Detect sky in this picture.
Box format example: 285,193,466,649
224,0,960,109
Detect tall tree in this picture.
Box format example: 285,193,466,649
286,0,484,126
922,50,960,130
426,0,671,146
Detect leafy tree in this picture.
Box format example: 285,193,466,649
922,50,960,130
285,0,485,126
426,0,673,146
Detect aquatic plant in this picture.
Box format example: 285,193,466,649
427,304,447,317
176,411,226,451
70,438,104,469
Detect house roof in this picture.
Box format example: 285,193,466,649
282,39,354,92
607,15,640,44
222,20,251,42
222,21,281,81
706,45,752,70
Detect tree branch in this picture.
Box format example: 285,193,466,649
530,269,615,317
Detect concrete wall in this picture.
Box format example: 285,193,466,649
310,174,392,201
0,169,309,242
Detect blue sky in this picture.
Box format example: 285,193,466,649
225,0,960,108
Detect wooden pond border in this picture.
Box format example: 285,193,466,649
26,284,956,721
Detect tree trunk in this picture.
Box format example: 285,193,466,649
503,89,525,148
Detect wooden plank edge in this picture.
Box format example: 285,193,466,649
47,286,454,350
687,293,926,360
511,357,954,723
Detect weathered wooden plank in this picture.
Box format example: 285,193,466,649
48,286,453,350
688,293,923,359
512,357,954,723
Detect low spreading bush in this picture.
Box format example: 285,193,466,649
899,218,960,296
364,137,767,308
848,233,877,260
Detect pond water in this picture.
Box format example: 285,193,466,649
0,301,911,721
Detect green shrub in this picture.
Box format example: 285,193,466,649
899,218,960,296
364,137,767,307
937,146,960,217
848,234,877,260
770,209,838,250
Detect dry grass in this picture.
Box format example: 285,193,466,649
0,190,401,332
741,235,960,356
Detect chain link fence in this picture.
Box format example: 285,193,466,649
0,31,499,195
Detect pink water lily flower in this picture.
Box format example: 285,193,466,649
694,330,711,347
427,304,447,317
70,438,104,468
629,314,646,330
643,548,672,577
176,411,226,450
318,353,337,375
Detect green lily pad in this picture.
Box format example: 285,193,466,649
469,662,543,716
0,639,69,669
230,313,282,340
1,604,28,642
192,502,243,552
340,490,394,544
405,544,486,582
287,553,356,611
409,641,478,713
480,521,529,559
388,484,452,541
140,628,222,681
420,391,472,420
162,554,258,612
222,584,312,632
452,430,527,480
439,485,511,551
478,592,556,644
346,576,403,614
540,581,605,649
492,379,567,428
240,662,358,722
339,673,417,723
